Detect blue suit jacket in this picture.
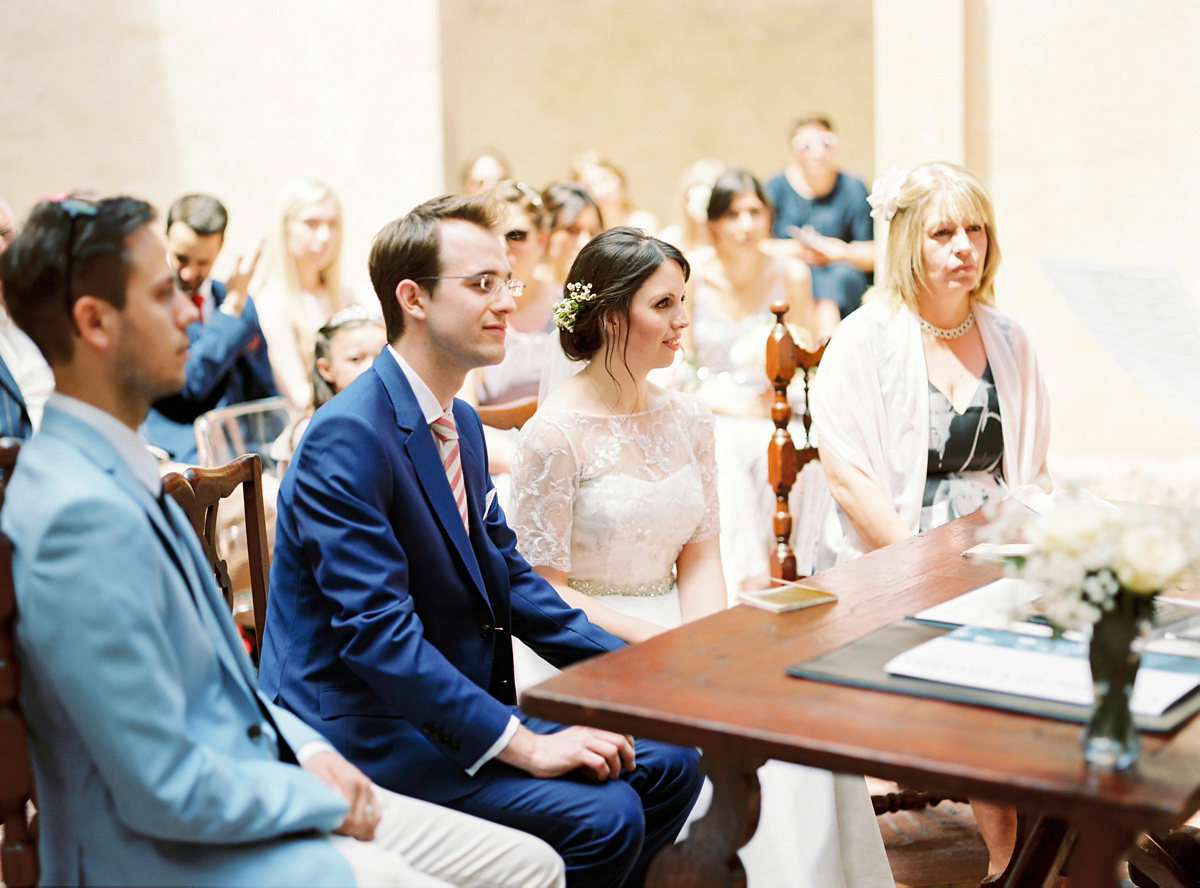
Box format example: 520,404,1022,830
144,281,278,462
6,405,355,886
260,352,623,803
0,352,31,439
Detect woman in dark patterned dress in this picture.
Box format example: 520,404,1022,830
810,162,1052,885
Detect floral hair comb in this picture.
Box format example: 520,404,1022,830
553,281,598,332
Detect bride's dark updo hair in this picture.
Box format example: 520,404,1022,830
560,227,689,371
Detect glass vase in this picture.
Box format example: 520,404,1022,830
1082,590,1147,771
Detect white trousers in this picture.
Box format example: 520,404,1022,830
329,784,565,888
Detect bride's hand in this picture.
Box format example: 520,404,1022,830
627,622,667,644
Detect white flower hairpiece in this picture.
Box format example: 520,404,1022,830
553,281,598,332
867,166,909,222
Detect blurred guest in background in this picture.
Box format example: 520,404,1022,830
459,147,511,196
144,193,275,463
0,195,53,437
272,305,386,475
254,178,353,408
687,169,836,592
539,181,604,293
657,157,726,256
766,114,875,317
570,150,659,233
460,181,556,485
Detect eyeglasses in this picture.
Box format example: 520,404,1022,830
413,273,524,299
504,228,533,244
57,197,99,331
792,132,839,154
496,179,544,209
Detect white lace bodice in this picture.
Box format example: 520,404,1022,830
510,393,719,592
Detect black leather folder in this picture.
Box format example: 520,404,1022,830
787,619,1200,733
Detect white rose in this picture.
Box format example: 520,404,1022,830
1114,525,1188,594
1027,504,1112,556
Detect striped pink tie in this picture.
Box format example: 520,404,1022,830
431,409,469,532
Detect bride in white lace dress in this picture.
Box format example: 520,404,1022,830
509,228,893,888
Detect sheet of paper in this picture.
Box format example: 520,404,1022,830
912,578,1047,634
1039,258,1200,430
886,626,1200,716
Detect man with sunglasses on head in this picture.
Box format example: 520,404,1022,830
0,194,565,887
143,193,277,464
260,193,703,888
765,114,876,317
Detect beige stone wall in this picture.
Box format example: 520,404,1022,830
0,0,444,295
875,0,1200,492
440,0,875,227
4,0,1197,489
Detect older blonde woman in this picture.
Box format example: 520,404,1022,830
254,178,352,407
811,161,1051,883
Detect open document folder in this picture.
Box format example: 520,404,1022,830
884,625,1200,717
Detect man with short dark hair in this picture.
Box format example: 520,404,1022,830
0,194,565,887
143,192,276,462
262,193,704,888
766,115,876,317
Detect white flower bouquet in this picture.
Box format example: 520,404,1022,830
980,488,1200,768
982,491,1200,632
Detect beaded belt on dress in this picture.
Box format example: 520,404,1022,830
569,575,674,598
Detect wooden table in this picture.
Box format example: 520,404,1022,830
521,511,1200,887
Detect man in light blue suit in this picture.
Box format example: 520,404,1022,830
261,195,703,888
0,195,564,887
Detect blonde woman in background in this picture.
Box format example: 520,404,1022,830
254,178,352,408
656,157,725,256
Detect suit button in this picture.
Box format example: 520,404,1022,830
479,624,493,639
247,724,263,740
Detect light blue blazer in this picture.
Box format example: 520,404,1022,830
5,405,356,886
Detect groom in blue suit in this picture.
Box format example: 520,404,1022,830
0,195,564,887
261,194,703,888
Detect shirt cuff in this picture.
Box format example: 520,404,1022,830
465,715,519,776
295,739,337,766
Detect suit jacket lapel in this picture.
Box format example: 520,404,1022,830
42,409,259,691
373,358,487,597
157,494,261,687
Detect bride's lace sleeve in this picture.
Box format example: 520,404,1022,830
681,394,721,543
509,414,579,573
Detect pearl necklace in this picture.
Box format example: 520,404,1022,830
919,311,974,340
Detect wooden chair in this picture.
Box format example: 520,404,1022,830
764,306,972,821
475,395,538,431
765,301,826,581
162,454,271,660
1127,831,1200,888
0,437,37,888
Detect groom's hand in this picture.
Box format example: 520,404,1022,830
498,724,636,781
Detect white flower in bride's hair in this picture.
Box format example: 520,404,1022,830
867,167,908,222
553,281,598,332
